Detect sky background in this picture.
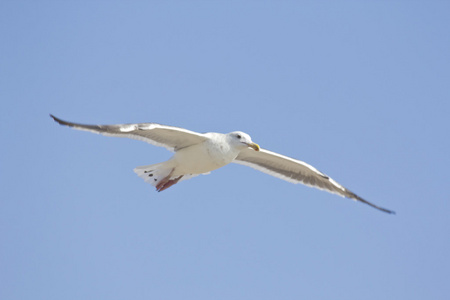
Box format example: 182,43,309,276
1,1,449,299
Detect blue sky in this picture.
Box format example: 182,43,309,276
1,1,449,299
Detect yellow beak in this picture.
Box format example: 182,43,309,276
248,142,260,151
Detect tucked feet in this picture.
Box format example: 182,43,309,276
156,174,183,192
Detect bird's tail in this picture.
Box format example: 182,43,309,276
134,162,203,190
134,163,174,188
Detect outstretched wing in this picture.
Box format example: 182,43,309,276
50,114,207,152
234,148,394,214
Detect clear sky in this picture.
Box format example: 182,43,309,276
1,1,449,299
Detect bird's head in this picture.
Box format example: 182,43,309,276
228,131,260,151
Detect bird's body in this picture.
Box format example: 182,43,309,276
175,133,241,173
50,114,395,214
134,133,246,191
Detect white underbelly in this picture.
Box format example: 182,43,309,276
172,141,238,175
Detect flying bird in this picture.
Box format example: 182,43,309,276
50,114,394,214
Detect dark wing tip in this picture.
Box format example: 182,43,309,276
50,114,70,127
363,201,396,214
347,190,396,215
375,206,396,215
50,114,89,130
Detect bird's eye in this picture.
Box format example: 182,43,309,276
236,134,241,139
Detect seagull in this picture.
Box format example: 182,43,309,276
50,114,394,214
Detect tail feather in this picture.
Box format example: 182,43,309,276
134,163,205,189
134,163,173,187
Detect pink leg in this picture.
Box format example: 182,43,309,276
157,175,183,192
155,169,183,192
155,170,173,191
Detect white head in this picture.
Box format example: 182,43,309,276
227,131,260,151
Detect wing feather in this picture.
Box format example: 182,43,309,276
234,148,394,214
50,115,206,152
